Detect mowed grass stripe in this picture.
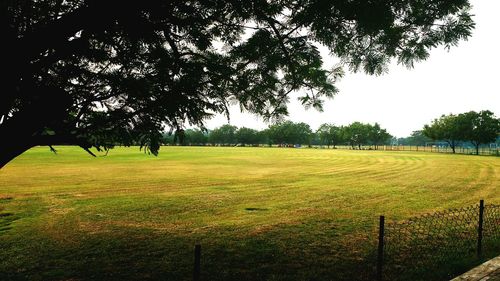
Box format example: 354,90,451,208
0,146,498,281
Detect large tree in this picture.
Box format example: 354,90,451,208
423,114,467,153
368,123,392,150
317,123,343,148
1,0,474,167
343,122,371,149
459,110,500,155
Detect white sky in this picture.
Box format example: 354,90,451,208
204,0,500,137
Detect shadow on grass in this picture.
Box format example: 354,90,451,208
1,217,496,281
244,207,269,211
0,222,377,281
0,197,19,234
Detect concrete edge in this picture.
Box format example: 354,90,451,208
450,256,500,281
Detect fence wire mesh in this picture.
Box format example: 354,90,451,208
483,204,500,252
382,203,500,280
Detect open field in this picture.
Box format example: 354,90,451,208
0,146,499,281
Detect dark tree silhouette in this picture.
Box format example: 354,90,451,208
1,0,474,167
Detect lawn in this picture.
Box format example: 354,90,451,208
0,146,498,281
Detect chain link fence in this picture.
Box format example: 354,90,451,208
377,201,500,281
331,145,500,156
189,201,499,281
483,203,500,256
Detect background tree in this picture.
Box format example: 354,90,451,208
208,125,237,145
369,123,392,150
173,129,186,146
235,127,260,146
423,114,467,153
267,121,312,145
343,122,371,149
398,130,432,146
258,129,272,146
317,124,344,148
317,124,333,148
162,133,174,145
309,132,321,147
1,0,474,167
459,110,500,155
183,129,208,146
331,126,346,149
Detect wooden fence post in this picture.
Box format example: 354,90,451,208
477,200,484,259
377,216,385,281
194,244,201,281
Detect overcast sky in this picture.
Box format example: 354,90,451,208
204,0,500,137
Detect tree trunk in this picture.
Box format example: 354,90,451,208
447,140,456,153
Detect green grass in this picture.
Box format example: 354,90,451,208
0,146,498,281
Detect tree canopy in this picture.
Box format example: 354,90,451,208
267,121,312,145
235,127,261,146
458,110,499,154
180,129,208,145
1,0,474,167
317,124,342,148
423,111,499,154
208,124,237,145
423,114,465,153
368,123,392,149
316,122,391,149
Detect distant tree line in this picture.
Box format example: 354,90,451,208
396,130,432,147
161,110,499,155
163,121,393,149
316,122,392,149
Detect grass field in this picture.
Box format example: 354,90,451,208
0,146,498,281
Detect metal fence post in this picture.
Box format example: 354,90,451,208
194,244,201,281
377,216,385,281
477,200,484,259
